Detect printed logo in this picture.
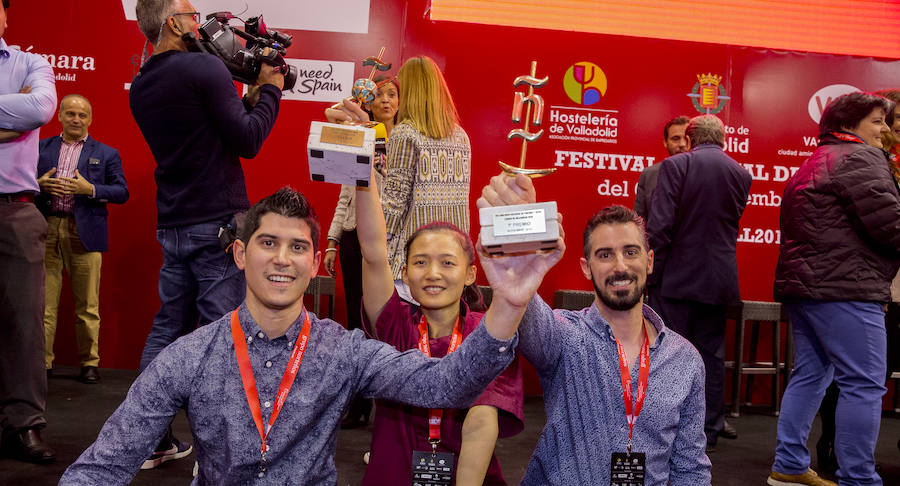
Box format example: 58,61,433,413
7,45,96,83
808,84,859,124
280,59,354,102
687,73,730,114
563,62,608,106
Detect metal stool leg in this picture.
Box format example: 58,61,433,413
731,317,746,417
773,320,782,415
744,321,761,405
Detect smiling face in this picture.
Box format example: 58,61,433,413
58,96,92,142
580,222,653,313
402,230,476,312
370,81,398,124
846,107,890,148
234,212,321,315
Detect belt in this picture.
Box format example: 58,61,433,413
49,211,73,218
0,192,35,203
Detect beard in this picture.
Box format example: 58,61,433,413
591,271,645,311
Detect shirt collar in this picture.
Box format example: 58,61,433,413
235,303,305,344
60,134,89,144
586,302,668,349
0,38,10,58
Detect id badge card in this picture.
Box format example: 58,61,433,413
411,450,454,486
610,452,646,486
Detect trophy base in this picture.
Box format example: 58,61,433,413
479,201,559,255
498,160,557,179
307,121,375,186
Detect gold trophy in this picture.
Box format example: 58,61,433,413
481,61,560,255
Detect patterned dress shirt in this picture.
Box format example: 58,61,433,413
382,122,471,279
51,135,88,213
60,303,517,485
517,296,712,486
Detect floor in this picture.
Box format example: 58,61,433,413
1,366,899,485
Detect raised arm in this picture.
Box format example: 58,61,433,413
476,173,564,340
356,167,396,332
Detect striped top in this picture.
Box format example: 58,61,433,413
382,122,472,279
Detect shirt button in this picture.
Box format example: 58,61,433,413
264,401,271,408
265,361,272,368
498,346,507,352
258,471,265,478
287,341,293,348
247,336,253,343
257,331,265,339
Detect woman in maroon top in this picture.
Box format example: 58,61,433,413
355,164,524,485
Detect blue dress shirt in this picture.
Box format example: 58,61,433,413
517,296,712,485
0,37,56,194
59,304,516,485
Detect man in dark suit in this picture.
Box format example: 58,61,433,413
36,94,128,384
647,114,752,451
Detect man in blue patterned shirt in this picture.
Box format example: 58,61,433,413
478,175,711,485
60,186,564,484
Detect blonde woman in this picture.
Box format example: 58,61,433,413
382,56,471,302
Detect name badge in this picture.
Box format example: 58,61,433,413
88,157,100,165
610,452,645,486
411,450,454,486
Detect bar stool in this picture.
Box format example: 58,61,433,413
305,276,336,319
552,289,594,310
727,300,793,417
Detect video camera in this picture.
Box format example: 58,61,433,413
182,12,298,91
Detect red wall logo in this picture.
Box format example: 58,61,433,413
687,73,729,114
807,84,859,124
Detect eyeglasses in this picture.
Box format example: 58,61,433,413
172,11,201,23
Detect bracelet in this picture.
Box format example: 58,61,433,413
325,248,337,253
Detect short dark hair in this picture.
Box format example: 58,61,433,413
663,116,690,140
820,92,894,134
583,205,647,259
241,187,321,252
2,1,9,9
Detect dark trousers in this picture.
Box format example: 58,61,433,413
338,229,363,332
338,230,371,420
650,294,727,444
140,217,245,372
0,202,49,434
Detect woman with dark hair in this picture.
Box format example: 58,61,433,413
354,163,524,485
322,76,399,428
768,92,900,486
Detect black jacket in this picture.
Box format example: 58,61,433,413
774,134,900,302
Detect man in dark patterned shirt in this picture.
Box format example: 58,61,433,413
478,174,711,485
60,187,564,484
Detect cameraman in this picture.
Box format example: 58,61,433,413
130,0,283,468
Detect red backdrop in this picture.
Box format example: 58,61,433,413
8,0,900,405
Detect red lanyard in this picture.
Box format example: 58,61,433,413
614,323,650,454
230,309,311,467
417,314,462,449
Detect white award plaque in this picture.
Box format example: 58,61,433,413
479,201,559,255
307,121,375,186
